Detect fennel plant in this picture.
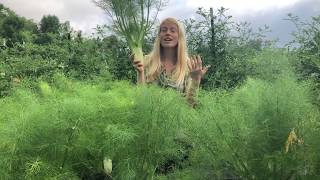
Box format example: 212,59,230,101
94,0,166,61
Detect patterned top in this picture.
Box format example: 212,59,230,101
150,69,190,93
148,69,198,106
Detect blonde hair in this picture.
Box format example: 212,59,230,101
144,17,189,86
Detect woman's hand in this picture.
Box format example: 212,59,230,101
131,54,144,73
188,55,210,82
130,54,145,84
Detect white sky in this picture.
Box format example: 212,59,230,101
186,0,302,13
158,0,304,20
1,0,304,29
1,0,319,45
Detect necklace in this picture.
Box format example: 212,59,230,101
161,62,176,75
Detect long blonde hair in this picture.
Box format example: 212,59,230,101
144,17,189,86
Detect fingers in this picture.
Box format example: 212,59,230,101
197,55,202,69
187,60,192,70
133,60,141,65
189,55,211,76
191,56,196,69
193,55,198,69
189,55,202,70
130,53,144,72
130,53,142,63
202,65,211,75
133,61,143,68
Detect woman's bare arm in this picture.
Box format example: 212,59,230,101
186,55,210,107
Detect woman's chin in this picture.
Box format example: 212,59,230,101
161,44,178,49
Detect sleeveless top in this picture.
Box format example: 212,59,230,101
149,68,191,93
146,67,197,106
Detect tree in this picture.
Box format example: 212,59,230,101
286,14,320,103
184,7,272,89
287,14,320,74
34,15,60,44
39,15,60,34
59,21,73,41
0,15,24,47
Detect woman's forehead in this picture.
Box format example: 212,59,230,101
160,21,178,29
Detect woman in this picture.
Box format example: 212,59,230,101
133,17,210,106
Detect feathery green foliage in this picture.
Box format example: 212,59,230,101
0,75,192,179
179,51,320,179
1,60,320,179
94,0,166,61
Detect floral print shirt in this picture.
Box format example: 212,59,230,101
149,70,198,106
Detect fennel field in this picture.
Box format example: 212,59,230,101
1,1,320,179
1,51,320,180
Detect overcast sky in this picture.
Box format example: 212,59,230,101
1,0,320,46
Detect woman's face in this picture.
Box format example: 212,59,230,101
159,21,179,48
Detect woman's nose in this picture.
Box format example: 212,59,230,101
165,30,172,35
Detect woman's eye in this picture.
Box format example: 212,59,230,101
161,28,167,32
170,28,177,33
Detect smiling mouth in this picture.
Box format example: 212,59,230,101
164,37,173,41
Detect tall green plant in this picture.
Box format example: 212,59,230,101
0,76,193,179
286,14,320,103
94,0,166,61
184,7,272,89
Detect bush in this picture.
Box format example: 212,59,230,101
1,72,320,179
182,75,319,179
0,77,192,179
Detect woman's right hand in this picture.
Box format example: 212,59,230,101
131,54,144,73
131,54,145,84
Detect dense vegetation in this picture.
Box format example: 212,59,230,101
0,3,320,179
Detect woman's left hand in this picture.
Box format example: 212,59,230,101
188,55,210,82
